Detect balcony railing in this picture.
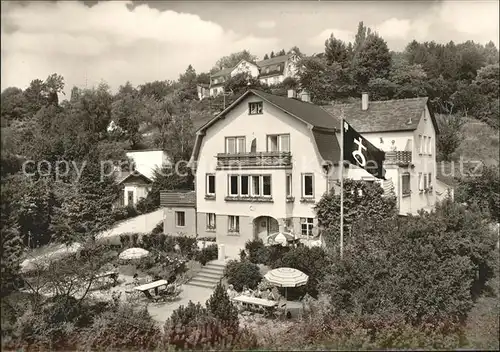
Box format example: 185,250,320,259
385,151,412,166
216,152,292,169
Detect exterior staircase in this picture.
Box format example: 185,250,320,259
186,260,226,289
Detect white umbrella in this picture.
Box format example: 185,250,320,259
264,267,309,316
267,232,296,246
118,247,150,260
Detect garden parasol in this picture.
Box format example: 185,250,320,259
266,231,296,246
118,247,150,260
264,267,308,316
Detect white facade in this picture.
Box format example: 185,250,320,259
126,150,170,180
338,106,438,215
196,95,327,220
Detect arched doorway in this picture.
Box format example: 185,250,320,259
253,216,279,243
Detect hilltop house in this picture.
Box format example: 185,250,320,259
164,89,441,254
115,149,170,207
205,54,300,98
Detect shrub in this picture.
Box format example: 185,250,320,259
244,238,267,264
321,199,497,327
314,179,398,250
224,260,262,292
272,246,329,299
266,244,290,266
119,234,131,248
151,221,164,236
197,237,216,242
78,302,163,351
135,197,157,214
112,207,128,222
196,244,218,265
175,236,197,259
205,283,239,330
125,205,139,218
168,301,211,328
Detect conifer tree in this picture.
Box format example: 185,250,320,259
206,282,239,330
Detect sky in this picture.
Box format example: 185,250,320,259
1,0,499,96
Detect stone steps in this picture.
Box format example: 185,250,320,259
185,260,226,289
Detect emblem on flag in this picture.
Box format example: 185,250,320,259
343,120,386,179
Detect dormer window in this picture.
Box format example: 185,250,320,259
249,102,263,115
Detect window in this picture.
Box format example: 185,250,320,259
207,213,216,230
402,173,411,196
419,135,423,154
226,137,245,154
301,218,314,236
267,134,290,152
206,174,215,195
228,216,240,233
418,173,423,191
428,137,432,155
263,176,272,196
428,173,432,189
252,175,260,196
229,175,239,196
241,175,249,196
302,174,314,197
249,102,263,115
175,211,185,227
423,173,428,191
286,174,292,197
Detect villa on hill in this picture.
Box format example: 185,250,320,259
161,88,453,255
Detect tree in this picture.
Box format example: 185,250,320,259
138,80,175,100
351,33,392,89
111,82,143,148
389,61,428,98
352,21,372,55
1,87,28,122
263,53,269,60
436,113,466,162
205,282,239,330
324,34,349,67
212,50,257,72
455,165,500,223
314,179,398,251
288,46,305,58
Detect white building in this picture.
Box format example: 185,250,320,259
183,89,441,253
115,149,170,207
206,54,300,98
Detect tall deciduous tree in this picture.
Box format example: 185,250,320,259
324,34,349,67
351,33,392,89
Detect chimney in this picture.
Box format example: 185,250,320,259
300,90,311,103
361,92,369,111
287,89,296,99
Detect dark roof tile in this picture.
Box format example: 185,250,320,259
256,55,290,67
322,97,430,133
160,190,196,207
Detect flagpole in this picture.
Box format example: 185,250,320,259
340,110,344,260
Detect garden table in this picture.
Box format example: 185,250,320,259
133,279,169,299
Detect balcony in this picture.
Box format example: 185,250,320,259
216,152,292,170
385,151,412,166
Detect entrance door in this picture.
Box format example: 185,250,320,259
127,191,134,206
257,218,269,242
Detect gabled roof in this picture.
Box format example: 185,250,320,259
256,54,291,67
117,171,153,185
160,190,196,207
322,97,439,134
211,67,233,78
189,89,340,168
197,89,339,133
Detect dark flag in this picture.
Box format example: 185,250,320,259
342,120,386,179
